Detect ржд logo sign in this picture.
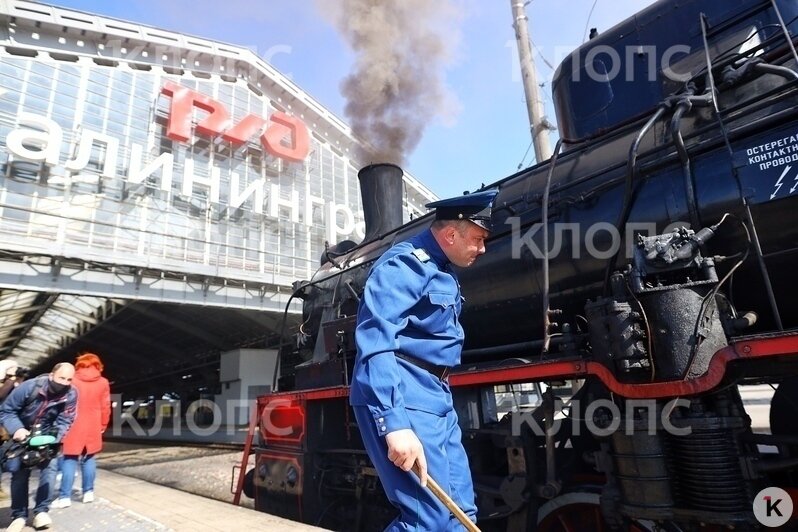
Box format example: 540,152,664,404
161,82,309,163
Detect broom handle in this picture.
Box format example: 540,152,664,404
412,463,481,532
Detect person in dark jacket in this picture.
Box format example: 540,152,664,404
0,360,20,403
0,362,77,532
51,353,111,508
0,359,20,501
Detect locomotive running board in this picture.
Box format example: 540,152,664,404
450,330,798,398
248,330,798,407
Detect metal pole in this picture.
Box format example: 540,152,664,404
511,0,553,162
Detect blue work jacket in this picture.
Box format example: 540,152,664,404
0,375,77,441
350,228,464,437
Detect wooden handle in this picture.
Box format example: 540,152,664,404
412,463,481,532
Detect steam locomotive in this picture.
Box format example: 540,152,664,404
237,0,798,529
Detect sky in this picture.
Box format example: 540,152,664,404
48,0,657,199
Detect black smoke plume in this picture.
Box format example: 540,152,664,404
318,0,460,165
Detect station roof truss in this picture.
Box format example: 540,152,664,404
0,282,292,395
0,289,112,368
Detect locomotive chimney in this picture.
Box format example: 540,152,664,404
357,163,404,243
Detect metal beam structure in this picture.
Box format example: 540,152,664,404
32,297,289,396
0,304,48,318
0,292,57,355
0,257,297,312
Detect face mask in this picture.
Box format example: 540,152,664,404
48,380,70,396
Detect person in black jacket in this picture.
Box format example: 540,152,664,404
0,363,77,532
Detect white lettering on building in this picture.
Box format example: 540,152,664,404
6,113,62,165
5,114,363,241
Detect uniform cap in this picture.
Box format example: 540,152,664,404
426,190,498,231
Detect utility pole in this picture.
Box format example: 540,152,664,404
510,0,553,162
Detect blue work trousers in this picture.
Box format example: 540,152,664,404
354,405,477,531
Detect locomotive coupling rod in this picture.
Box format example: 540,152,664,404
412,463,482,532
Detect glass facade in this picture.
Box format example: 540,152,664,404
0,9,436,290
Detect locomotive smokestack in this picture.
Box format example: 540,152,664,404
358,163,404,243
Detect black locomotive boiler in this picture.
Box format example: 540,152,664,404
236,0,798,529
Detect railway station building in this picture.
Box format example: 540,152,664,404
0,0,437,428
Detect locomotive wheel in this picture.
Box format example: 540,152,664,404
536,491,654,532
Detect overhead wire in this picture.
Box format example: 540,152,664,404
582,0,600,44
528,38,555,70
517,139,534,169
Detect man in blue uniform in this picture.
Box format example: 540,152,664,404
351,190,497,531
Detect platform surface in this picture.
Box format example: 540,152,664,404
0,468,327,531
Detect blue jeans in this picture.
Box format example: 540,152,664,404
6,456,57,519
58,454,96,499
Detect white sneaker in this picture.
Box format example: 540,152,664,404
6,517,26,532
32,511,52,529
51,497,72,508
82,490,94,503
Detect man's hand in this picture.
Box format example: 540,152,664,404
385,428,428,486
12,428,29,442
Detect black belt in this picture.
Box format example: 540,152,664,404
395,353,452,381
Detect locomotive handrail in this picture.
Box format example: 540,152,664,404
701,12,786,332
770,0,798,65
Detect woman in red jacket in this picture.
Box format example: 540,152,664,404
51,353,111,507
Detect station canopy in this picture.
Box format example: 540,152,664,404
0,287,289,396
